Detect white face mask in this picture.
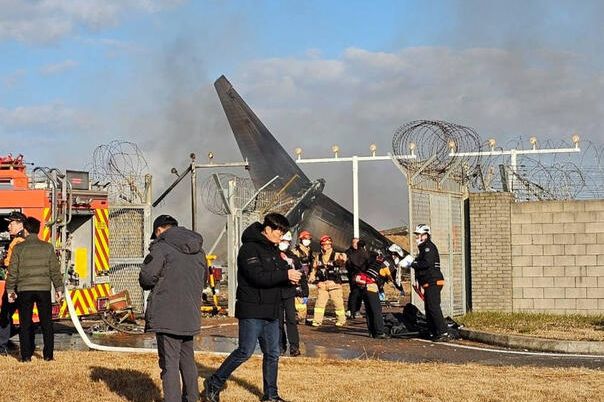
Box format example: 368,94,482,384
278,241,289,251
301,239,311,247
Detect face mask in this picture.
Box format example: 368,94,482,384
278,241,289,251
301,239,311,247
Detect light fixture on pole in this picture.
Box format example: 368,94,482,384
529,136,538,150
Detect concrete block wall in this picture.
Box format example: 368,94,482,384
510,200,604,315
469,192,514,311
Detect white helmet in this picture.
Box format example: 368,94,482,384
281,231,293,242
414,224,431,236
388,244,404,258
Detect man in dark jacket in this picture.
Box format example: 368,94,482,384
204,213,301,402
6,217,64,362
139,215,206,402
407,224,448,342
345,238,368,319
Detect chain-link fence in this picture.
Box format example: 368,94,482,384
108,205,151,313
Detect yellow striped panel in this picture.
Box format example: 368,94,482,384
41,207,51,242
94,208,110,275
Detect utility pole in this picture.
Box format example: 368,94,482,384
294,144,416,238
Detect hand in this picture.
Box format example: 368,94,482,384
288,269,302,284
8,292,17,303
56,290,64,301
402,254,415,268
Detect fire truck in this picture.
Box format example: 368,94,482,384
0,154,114,324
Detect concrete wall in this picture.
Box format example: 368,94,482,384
470,194,604,315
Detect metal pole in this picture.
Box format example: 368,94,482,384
509,148,517,193
352,155,359,238
227,179,237,317
190,154,197,232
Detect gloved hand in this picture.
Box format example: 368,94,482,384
401,254,415,268
302,297,308,304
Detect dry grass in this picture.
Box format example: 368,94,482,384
457,312,604,341
0,351,602,401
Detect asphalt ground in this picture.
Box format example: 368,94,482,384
8,315,600,370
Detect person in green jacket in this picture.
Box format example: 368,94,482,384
6,217,64,362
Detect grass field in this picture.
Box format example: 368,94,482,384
1,351,602,401
457,312,604,341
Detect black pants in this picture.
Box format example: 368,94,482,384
424,284,447,336
362,288,385,337
279,297,299,351
156,333,198,402
0,290,18,349
347,281,363,314
17,291,53,360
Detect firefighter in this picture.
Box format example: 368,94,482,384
404,224,449,342
310,235,347,327
0,211,27,356
355,252,390,339
292,230,312,323
278,231,303,356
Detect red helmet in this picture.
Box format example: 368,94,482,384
319,235,332,245
298,230,312,240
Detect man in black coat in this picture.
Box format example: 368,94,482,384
345,238,368,319
204,213,301,402
139,215,206,402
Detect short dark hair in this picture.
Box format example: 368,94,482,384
24,217,41,234
357,240,366,248
262,213,289,233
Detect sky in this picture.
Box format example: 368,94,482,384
2,0,604,244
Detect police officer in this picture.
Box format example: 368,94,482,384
310,235,347,327
404,224,449,342
0,211,27,356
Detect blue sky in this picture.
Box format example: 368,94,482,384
1,0,603,230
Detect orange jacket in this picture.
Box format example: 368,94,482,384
3,236,25,268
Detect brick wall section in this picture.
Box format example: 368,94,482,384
511,199,604,315
469,192,514,311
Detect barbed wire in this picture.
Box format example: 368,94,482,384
90,140,150,203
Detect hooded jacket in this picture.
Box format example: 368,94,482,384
235,222,290,319
139,226,206,336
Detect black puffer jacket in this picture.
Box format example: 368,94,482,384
139,226,206,336
411,238,444,286
236,222,290,319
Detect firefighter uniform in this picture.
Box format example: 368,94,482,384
292,243,312,322
411,238,447,339
310,238,347,327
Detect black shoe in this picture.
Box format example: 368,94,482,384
0,347,8,357
374,333,390,339
44,357,54,361
21,357,32,363
261,397,289,402
280,348,287,356
433,333,451,342
289,348,301,357
203,378,221,402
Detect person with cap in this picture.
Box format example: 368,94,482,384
139,215,206,402
277,231,303,357
204,213,301,402
292,231,313,324
309,235,347,327
345,238,369,319
401,224,449,342
6,217,64,361
0,211,27,356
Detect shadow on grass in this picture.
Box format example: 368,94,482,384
90,366,162,402
197,362,263,400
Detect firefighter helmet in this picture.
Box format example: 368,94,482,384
319,235,332,244
413,224,431,236
388,244,404,257
298,230,312,240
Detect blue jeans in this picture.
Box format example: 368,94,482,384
209,318,280,399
